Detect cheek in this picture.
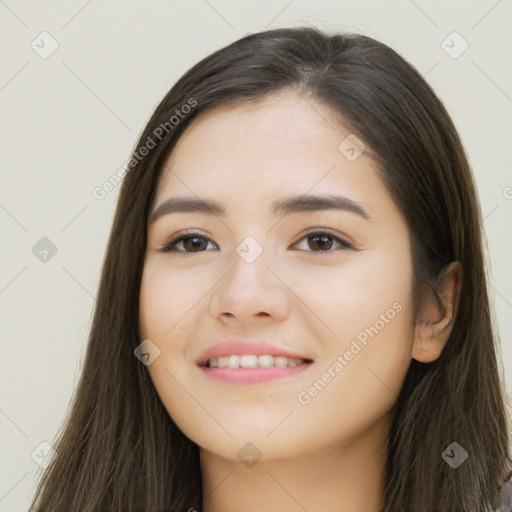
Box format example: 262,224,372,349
138,264,206,431
293,244,413,342
294,247,414,427
295,301,413,444
138,263,202,392
139,260,207,343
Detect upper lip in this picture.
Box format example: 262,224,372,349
196,340,313,366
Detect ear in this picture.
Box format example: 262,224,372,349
412,261,462,363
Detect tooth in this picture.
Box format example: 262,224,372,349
258,355,274,368
228,355,239,368
205,355,310,368
274,356,288,368
217,356,229,368
240,355,258,368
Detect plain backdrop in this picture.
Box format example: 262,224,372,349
1,1,511,510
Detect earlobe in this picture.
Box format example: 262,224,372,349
412,261,462,363
412,316,453,363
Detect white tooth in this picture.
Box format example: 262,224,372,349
217,356,229,368
258,355,274,368
205,354,308,369
274,356,288,368
240,355,258,368
228,355,239,368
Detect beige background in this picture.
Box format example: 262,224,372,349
1,1,511,510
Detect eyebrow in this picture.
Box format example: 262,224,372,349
148,193,370,225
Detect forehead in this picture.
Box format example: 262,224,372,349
155,89,379,204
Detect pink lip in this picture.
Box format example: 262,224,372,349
195,340,311,366
199,364,312,384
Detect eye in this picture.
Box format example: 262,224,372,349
159,230,354,254
159,232,217,253
293,230,354,253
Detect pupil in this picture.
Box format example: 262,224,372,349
186,237,206,251
310,234,332,251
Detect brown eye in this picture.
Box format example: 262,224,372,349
295,231,354,253
307,233,335,251
160,234,217,253
159,230,353,254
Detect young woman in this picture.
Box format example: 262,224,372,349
30,26,511,511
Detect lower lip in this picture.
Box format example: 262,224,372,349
198,363,312,384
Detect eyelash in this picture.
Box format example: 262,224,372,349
159,229,355,254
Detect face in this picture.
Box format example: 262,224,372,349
139,89,415,462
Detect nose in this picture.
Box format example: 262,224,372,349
208,244,291,324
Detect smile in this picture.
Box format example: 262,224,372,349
203,354,310,368
198,355,313,384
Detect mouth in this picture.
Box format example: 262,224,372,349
195,340,314,384
199,354,313,369
197,354,314,384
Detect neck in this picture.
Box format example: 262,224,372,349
200,412,391,512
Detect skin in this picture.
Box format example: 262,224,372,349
139,89,460,512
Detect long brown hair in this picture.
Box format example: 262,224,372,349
29,26,511,511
